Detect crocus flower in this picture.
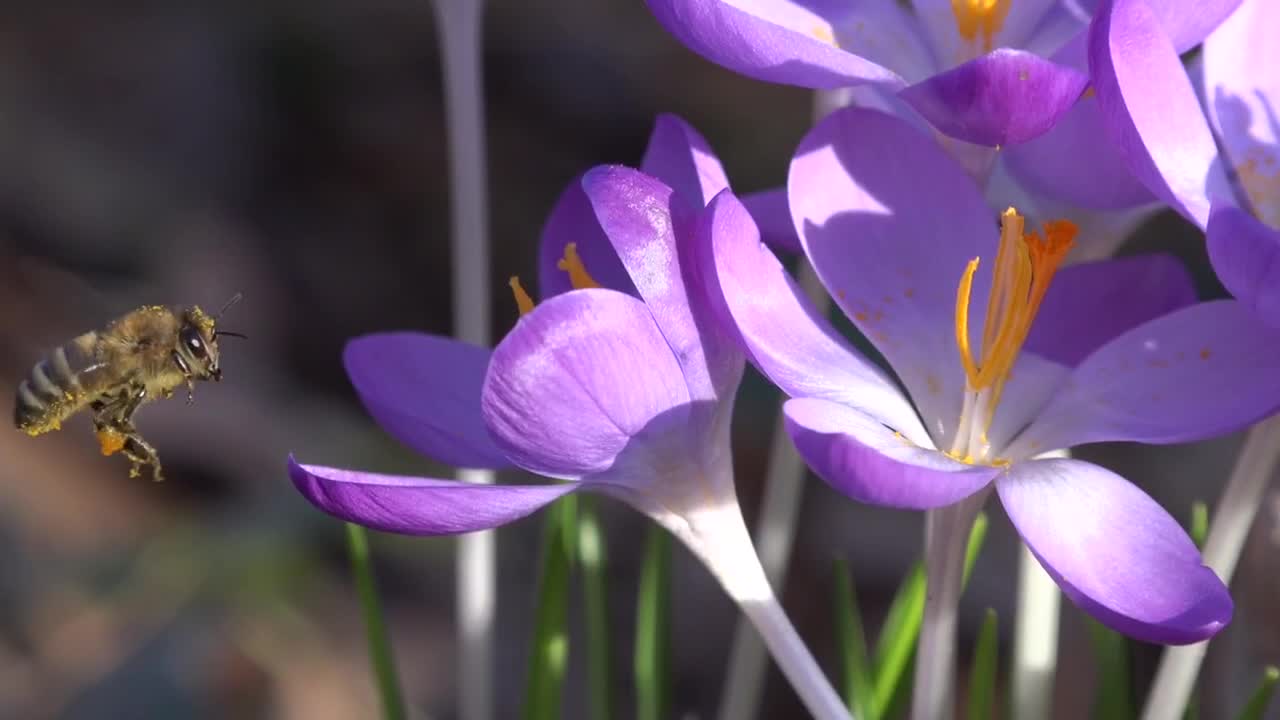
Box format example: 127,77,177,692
698,105,1280,643
288,158,848,716
1087,0,1280,327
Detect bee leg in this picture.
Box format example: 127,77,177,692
121,434,164,482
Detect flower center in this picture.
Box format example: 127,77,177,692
949,207,1076,463
950,0,1012,53
508,242,602,316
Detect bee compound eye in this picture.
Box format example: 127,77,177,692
180,326,207,358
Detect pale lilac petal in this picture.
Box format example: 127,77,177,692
740,188,801,253
984,351,1071,455
639,113,730,208
289,458,577,535
900,49,1088,146
784,397,1000,509
1146,0,1243,52
789,106,994,446
1001,96,1156,210
1202,0,1280,229
998,457,1231,644
1089,0,1232,228
696,189,928,443
344,334,509,469
1021,4,1089,60
826,0,936,84
912,0,1057,69
1024,254,1198,367
482,289,692,479
582,165,742,400
538,174,635,300
1008,300,1280,456
1207,204,1280,328
644,0,905,90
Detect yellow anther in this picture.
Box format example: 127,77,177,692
954,257,982,385
950,0,1012,52
509,276,535,316
557,243,601,290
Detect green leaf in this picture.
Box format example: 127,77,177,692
1189,501,1209,550
1088,619,1134,720
834,558,876,719
1234,666,1280,720
968,609,999,720
635,525,672,720
345,523,406,720
522,495,578,720
578,498,613,720
871,511,988,716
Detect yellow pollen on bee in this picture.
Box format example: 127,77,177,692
508,276,535,316
557,243,602,290
954,208,1076,425
97,428,127,456
950,0,1012,52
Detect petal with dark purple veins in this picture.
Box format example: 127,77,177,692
1024,253,1198,367
644,0,904,90
784,397,1000,509
344,333,510,469
998,457,1232,644
1089,0,1231,228
789,107,994,447
482,289,693,479
1007,300,1280,456
696,189,927,442
900,49,1088,146
1207,204,1280,328
289,458,578,535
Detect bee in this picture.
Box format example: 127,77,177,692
13,295,244,481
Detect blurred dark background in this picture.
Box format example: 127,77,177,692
0,2,1276,718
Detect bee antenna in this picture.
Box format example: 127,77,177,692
216,292,244,319
215,330,248,340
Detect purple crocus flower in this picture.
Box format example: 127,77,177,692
288,124,848,717
1087,0,1280,327
697,105,1280,643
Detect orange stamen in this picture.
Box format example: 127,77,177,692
509,276,535,316
557,243,601,290
950,0,1012,52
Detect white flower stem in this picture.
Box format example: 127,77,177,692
430,1,492,719
666,500,853,720
1141,413,1280,720
716,86,849,720
1011,449,1066,720
912,490,990,720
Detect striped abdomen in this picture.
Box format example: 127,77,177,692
14,332,108,435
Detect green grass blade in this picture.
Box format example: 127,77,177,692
1189,501,1209,549
1234,666,1280,720
522,495,578,720
1088,619,1134,720
578,498,613,720
834,558,876,719
968,609,999,720
345,523,407,720
635,525,672,720
872,511,988,715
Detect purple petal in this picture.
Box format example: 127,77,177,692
789,106,994,446
784,397,1000,509
482,289,692,479
289,458,577,535
1207,204,1280,328
695,189,928,442
1008,300,1280,456
538,174,636,300
899,49,1088,146
740,188,801,253
582,165,742,401
1202,0,1280,230
1001,95,1156,210
911,0,1057,70
644,0,904,90
1147,0,1243,52
998,457,1231,644
344,333,510,469
1024,254,1198,367
1088,0,1231,228
639,113,730,208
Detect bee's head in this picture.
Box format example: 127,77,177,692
176,307,223,382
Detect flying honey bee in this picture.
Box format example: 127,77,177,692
13,295,244,481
